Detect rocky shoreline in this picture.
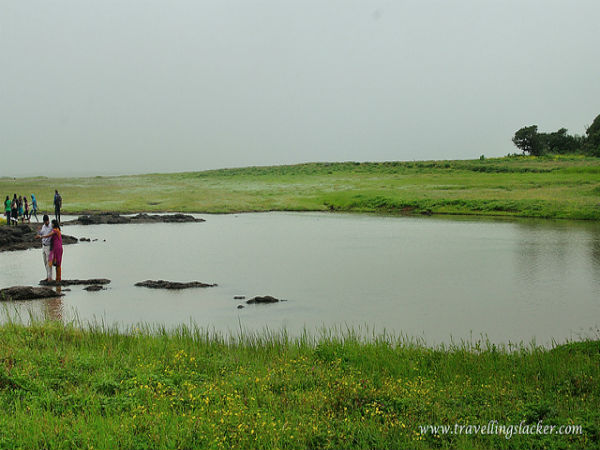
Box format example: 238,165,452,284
1,213,203,252
63,213,204,225
0,224,78,252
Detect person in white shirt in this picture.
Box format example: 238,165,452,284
38,215,53,281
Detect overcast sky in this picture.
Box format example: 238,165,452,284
1,1,599,176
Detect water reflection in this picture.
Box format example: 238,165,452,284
589,229,600,283
43,296,64,321
514,218,600,285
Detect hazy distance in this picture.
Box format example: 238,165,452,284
2,0,599,177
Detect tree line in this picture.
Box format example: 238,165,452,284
512,114,600,156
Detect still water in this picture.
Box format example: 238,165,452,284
1,212,599,345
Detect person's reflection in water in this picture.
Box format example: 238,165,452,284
44,296,63,321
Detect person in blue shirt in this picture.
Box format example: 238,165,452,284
30,194,39,222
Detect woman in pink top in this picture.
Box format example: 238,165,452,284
39,219,63,282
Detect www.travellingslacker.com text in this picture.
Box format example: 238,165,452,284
419,421,583,440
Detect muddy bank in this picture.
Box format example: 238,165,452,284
135,280,217,290
0,224,78,252
40,279,111,286
64,213,205,225
0,286,62,301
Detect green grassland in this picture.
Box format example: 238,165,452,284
0,320,598,450
2,155,600,220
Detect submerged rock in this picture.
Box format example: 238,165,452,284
246,295,281,304
0,224,78,252
0,286,62,301
134,280,217,290
40,279,111,286
83,285,105,291
65,213,205,226
233,295,246,300
237,305,245,309
79,237,91,242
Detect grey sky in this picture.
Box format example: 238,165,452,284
2,0,599,176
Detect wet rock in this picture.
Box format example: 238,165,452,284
72,214,129,225
246,295,281,304
234,295,246,300
65,213,205,225
40,279,111,286
83,285,105,291
0,224,78,252
134,280,217,290
79,237,91,242
131,213,205,224
0,286,62,301
237,305,245,309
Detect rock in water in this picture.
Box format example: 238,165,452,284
40,279,111,286
65,213,205,225
83,285,105,291
233,295,246,300
134,280,217,290
130,213,205,223
246,295,281,304
74,214,129,225
0,286,62,301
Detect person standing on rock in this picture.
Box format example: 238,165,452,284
23,196,30,223
4,196,10,226
53,190,62,224
38,219,63,284
30,194,39,222
10,194,18,226
36,215,54,281
18,195,24,221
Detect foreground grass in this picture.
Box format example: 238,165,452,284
0,321,598,449
2,155,600,220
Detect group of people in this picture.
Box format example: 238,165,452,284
3,190,62,226
2,190,64,282
4,194,38,225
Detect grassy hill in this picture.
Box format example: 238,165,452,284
2,155,600,220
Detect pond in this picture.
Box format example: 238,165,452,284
1,212,599,345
